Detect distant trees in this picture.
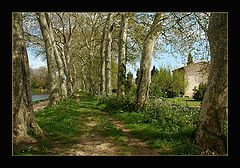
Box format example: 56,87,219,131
21,12,211,100
149,67,185,98
187,52,193,65
195,13,227,154
150,67,171,98
76,13,102,95
125,72,134,95
151,65,158,77
30,66,48,93
13,12,43,147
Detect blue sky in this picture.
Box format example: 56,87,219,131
127,54,184,78
126,53,185,78
27,47,47,69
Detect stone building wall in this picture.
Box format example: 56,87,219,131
173,62,209,98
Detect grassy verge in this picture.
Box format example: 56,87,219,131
31,88,48,94
15,92,137,155
99,95,201,155
163,97,201,107
113,112,200,155
94,116,136,155
15,97,85,155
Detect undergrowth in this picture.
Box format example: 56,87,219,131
98,95,201,155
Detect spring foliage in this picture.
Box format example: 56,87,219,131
192,82,207,101
149,67,186,98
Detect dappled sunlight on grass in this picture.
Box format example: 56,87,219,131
17,92,156,155
16,92,201,155
163,97,201,107
124,123,199,155
99,95,201,155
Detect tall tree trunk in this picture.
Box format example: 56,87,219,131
135,13,163,108
45,13,68,99
195,13,227,154
57,12,74,96
70,61,77,93
63,45,74,96
117,14,128,97
37,13,60,106
59,46,73,96
66,59,74,96
99,17,107,95
105,13,113,96
13,12,43,147
88,49,95,95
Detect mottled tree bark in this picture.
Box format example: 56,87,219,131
105,13,113,96
135,13,163,108
13,12,44,146
60,47,74,96
56,13,74,96
196,13,228,154
99,16,107,95
59,46,73,97
45,13,68,99
37,13,60,106
70,62,77,93
88,49,96,95
117,14,128,97
65,52,74,96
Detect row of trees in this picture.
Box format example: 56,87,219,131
13,12,227,154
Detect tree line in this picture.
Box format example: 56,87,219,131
30,66,48,94
13,12,227,154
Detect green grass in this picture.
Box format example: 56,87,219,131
36,98,84,143
15,93,203,155
15,92,137,155
31,99,48,105
163,97,201,107
31,88,48,94
94,116,135,155
15,92,96,155
99,96,202,155
112,111,200,155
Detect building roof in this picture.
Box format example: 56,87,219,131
172,61,209,72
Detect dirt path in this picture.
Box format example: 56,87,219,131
38,95,160,156
101,112,159,155
47,113,159,156
46,117,123,156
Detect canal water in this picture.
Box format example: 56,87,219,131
31,94,49,102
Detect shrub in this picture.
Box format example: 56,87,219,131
192,83,207,101
99,94,201,155
99,95,200,135
150,67,186,98
98,95,136,113
144,100,200,133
